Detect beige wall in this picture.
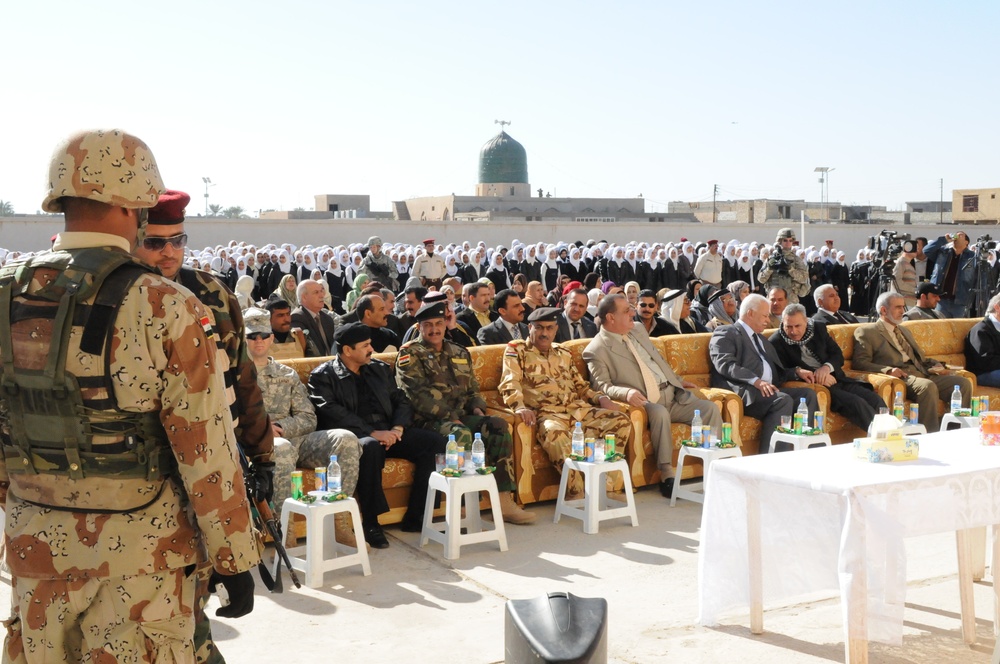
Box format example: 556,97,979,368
313,194,371,215
953,188,1000,224
0,214,976,263
474,183,531,198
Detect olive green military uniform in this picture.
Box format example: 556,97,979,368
0,235,259,663
498,339,632,493
256,357,361,518
395,336,515,492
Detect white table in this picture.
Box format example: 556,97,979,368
767,431,832,454
698,428,1000,663
553,458,637,534
671,444,742,506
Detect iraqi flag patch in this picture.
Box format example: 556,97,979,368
199,315,215,340
397,351,411,367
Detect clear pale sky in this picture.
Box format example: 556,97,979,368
4,1,997,217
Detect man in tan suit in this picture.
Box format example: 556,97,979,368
852,291,971,432
584,293,722,498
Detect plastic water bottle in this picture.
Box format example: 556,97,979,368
445,434,458,469
796,398,809,431
893,391,905,421
951,385,963,414
571,422,585,457
472,433,485,469
691,410,703,445
327,454,341,493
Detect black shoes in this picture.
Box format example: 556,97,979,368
364,524,390,549
659,477,675,499
399,517,423,533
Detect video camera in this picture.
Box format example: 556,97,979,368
767,243,791,275
866,230,917,263
974,234,997,255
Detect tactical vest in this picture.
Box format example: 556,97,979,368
0,248,175,496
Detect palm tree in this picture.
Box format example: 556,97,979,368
222,206,246,219
208,204,223,216
0,200,14,216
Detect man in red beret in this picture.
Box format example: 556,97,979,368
412,238,446,289
134,189,274,664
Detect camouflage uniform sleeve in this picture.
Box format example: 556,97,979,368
564,348,603,404
279,377,318,439
143,279,259,575
498,342,527,411
230,298,274,460
789,253,811,297
456,344,488,413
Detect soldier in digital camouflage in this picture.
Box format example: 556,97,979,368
134,189,274,664
499,307,633,497
395,302,536,525
242,308,365,548
0,129,259,662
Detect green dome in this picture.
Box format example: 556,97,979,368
478,131,528,184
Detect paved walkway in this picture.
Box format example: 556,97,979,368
1,487,996,663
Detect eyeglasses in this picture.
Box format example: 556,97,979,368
246,332,272,341
637,303,657,308
142,233,188,251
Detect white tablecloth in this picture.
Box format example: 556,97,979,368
697,427,1000,645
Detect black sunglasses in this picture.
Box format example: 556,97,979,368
142,233,188,251
247,332,272,341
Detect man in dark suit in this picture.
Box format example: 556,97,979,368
771,304,885,431
291,279,337,357
555,287,598,343
811,284,859,325
478,289,529,346
456,282,497,339
356,293,401,353
710,294,820,454
964,292,1000,387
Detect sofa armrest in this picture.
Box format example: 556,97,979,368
846,371,904,405
486,406,536,505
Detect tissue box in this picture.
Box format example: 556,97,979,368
854,433,920,463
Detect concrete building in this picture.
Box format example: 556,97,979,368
953,188,1000,224
667,198,887,224
907,200,952,213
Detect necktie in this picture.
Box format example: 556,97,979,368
623,335,662,400
511,324,521,340
315,313,328,347
750,332,773,383
835,311,849,324
893,327,921,370
573,323,582,339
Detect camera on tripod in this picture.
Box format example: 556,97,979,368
867,230,916,264
974,234,996,254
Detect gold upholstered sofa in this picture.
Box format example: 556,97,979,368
277,318,992,524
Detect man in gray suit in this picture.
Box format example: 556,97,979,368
584,294,721,498
477,289,529,346
710,294,820,454
902,283,945,321
853,291,970,432
291,279,337,357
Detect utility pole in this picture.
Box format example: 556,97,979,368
712,184,718,223
940,178,944,224
202,177,214,216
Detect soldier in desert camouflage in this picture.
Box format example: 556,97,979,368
499,307,632,497
0,129,259,662
242,308,364,547
134,188,275,664
395,301,536,525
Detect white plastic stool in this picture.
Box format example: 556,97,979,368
670,445,742,506
941,413,981,431
898,423,928,436
274,496,371,588
768,431,832,454
420,471,508,560
553,458,637,534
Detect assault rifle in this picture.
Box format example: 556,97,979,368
239,449,301,591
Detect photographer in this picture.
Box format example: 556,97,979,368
757,228,809,304
924,232,975,318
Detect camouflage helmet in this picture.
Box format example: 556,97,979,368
41,129,165,213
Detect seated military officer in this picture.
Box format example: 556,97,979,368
499,307,632,498
243,308,364,548
396,301,536,525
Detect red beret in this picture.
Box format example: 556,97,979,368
679,237,688,242
707,239,718,245
423,238,435,245
562,280,583,296
148,189,190,225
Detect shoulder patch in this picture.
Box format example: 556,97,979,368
199,314,215,340
504,345,519,357
397,351,411,367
